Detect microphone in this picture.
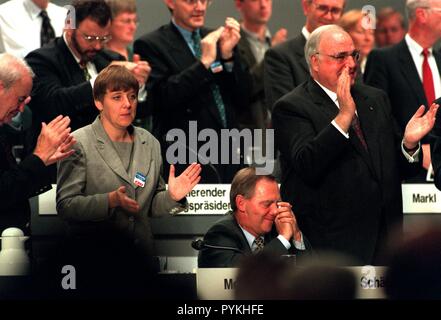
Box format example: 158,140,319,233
191,239,243,254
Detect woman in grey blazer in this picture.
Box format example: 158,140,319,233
56,65,201,258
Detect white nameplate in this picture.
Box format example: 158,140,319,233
179,184,231,215
196,266,386,300
197,268,238,300
402,184,441,214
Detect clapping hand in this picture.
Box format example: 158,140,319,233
168,163,202,201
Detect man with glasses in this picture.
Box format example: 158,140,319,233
24,0,150,181
134,0,250,183
272,24,438,264
0,53,75,233
365,0,441,182
264,0,345,111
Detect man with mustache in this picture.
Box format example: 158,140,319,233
272,25,438,265
25,0,150,181
0,53,75,233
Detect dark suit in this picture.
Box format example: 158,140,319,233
134,23,250,183
0,132,51,232
236,29,268,129
198,213,308,268
364,39,441,132
264,33,309,111
272,78,420,264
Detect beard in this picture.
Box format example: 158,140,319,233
71,31,99,62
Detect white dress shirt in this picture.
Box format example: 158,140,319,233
0,0,67,58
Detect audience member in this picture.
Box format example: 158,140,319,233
134,0,250,183
272,24,438,264
25,0,150,181
365,0,441,182
0,0,67,58
56,65,201,297
198,167,309,268
375,7,407,48
234,0,287,129
338,9,374,79
0,53,74,232
264,0,345,111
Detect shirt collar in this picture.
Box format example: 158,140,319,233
314,80,338,104
406,33,432,56
241,24,272,43
24,0,44,20
172,18,196,44
302,26,311,40
238,224,258,249
63,32,81,64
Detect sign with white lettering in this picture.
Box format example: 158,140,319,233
402,184,441,214
180,184,231,215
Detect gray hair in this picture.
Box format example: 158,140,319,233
304,24,347,72
406,0,432,20
0,53,34,90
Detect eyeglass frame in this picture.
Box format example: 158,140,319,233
314,50,361,63
113,18,139,26
78,30,112,44
182,0,213,7
310,0,344,16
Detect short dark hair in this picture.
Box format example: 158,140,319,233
73,0,112,27
93,65,139,102
230,167,277,212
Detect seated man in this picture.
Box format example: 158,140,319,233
198,167,309,268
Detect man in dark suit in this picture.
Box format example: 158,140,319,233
365,0,441,181
25,0,150,180
198,167,308,268
264,0,345,111
273,25,438,265
134,0,250,183
0,53,75,233
234,0,287,130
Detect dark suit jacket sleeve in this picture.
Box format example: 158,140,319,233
25,50,94,122
431,97,441,189
0,154,51,206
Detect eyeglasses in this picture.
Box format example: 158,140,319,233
182,0,213,6
315,50,360,63
79,31,112,44
311,1,344,16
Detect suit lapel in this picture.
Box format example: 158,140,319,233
56,38,86,84
128,128,153,190
293,34,308,74
91,118,132,185
308,80,379,179
397,40,427,105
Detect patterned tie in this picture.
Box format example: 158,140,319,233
40,10,55,47
192,31,227,128
253,236,264,253
351,114,368,151
79,60,91,81
422,49,435,106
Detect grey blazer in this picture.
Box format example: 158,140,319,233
56,117,186,254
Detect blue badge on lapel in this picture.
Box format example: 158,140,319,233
210,61,223,73
134,172,146,188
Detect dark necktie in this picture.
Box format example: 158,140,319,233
79,60,91,81
351,114,368,151
40,10,55,47
422,48,435,106
192,31,227,128
253,236,264,253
